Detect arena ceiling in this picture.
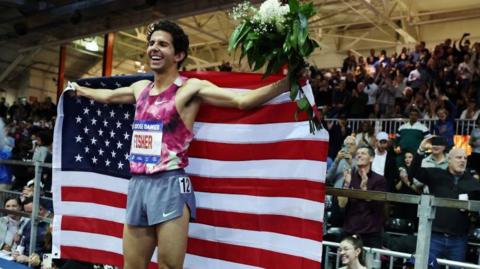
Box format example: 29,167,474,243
0,0,480,91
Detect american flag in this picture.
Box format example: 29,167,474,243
52,72,328,269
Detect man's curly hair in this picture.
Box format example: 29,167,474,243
146,20,189,68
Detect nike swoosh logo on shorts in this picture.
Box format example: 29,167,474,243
162,210,176,217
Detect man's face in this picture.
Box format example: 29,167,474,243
376,140,388,152
356,148,373,166
5,199,19,218
146,30,184,72
448,148,468,175
431,145,445,155
409,111,419,123
438,110,447,120
24,202,33,213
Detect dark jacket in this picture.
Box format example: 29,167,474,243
343,169,387,234
383,150,399,192
409,153,480,236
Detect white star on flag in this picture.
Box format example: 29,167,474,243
75,135,82,143
74,154,83,162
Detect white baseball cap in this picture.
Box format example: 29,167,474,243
376,132,389,141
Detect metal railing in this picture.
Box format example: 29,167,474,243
323,241,480,269
0,159,52,265
324,118,476,135
327,187,480,269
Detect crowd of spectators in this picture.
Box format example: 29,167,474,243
321,33,480,268
311,33,480,122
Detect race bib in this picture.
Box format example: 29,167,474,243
129,120,163,164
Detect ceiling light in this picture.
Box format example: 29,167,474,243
84,38,99,52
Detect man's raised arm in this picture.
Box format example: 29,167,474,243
188,77,289,110
72,80,149,104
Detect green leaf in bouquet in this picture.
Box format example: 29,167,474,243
289,0,299,13
299,2,316,18
290,20,300,50
247,52,256,69
244,40,254,53
229,22,249,51
246,31,260,41
253,54,267,71
296,96,309,111
298,13,308,48
300,38,312,56
283,37,291,53
263,53,286,78
289,80,299,101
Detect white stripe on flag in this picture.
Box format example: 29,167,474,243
224,89,292,105
57,202,125,223
193,121,329,143
184,254,263,269
189,223,322,262
195,192,324,222
187,158,326,182
54,171,129,193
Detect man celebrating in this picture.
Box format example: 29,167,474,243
338,146,387,248
371,131,398,191
72,20,290,269
409,140,480,268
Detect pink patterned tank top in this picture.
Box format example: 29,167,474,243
129,76,193,174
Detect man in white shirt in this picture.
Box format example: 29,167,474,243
372,131,398,191
364,77,378,117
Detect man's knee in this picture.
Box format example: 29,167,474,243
157,259,182,269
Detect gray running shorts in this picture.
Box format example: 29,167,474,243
126,169,196,226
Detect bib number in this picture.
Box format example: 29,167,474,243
179,176,191,193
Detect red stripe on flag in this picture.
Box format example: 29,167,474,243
60,246,158,269
191,177,325,203
189,140,328,161
196,102,309,123
195,208,323,242
182,71,284,89
61,187,126,208
61,216,124,238
187,238,321,269
60,210,322,241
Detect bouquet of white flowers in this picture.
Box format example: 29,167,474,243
229,0,321,132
